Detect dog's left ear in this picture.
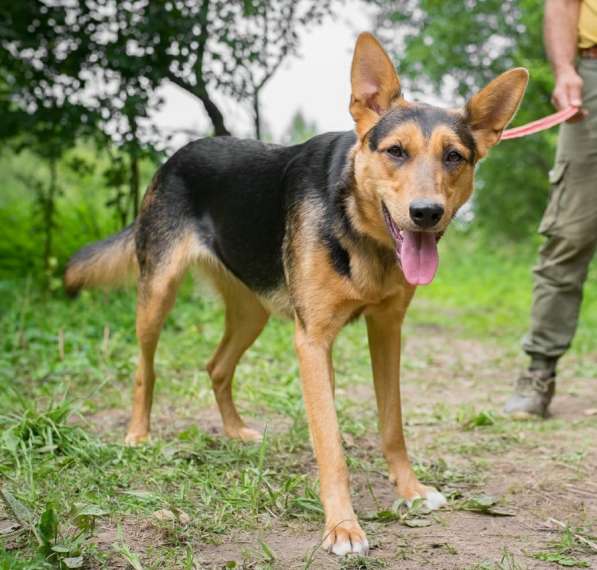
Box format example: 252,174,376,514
465,68,529,157
350,32,401,138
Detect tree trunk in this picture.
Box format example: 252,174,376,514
197,88,230,136
191,0,229,137
166,72,230,137
127,113,141,224
253,91,261,140
129,151,140,221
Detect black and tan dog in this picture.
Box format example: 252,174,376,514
65,33,527,555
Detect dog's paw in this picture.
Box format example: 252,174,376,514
323,520,369,556
422,489,447,510
405,486,447,511
225,425,263,443
124,431,150,446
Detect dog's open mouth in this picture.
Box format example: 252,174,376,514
382,203,442,286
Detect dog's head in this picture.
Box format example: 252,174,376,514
348,33,528,285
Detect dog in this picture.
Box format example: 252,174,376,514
65,33,528,555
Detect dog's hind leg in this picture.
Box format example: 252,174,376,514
125,233,197,445
206,269,269,442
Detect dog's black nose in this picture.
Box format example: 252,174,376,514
409,200,444,229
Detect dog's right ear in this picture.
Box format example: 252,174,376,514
350,32,401,138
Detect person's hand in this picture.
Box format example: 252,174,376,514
552,66,586,122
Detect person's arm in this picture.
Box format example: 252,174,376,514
544,0,583,110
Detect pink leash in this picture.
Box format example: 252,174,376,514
501,106,579,140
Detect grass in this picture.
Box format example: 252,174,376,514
0,146,155,280
531,526,597,568
1,231,596,567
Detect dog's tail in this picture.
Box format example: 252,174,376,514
64,225,138,297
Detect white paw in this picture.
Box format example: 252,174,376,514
406,490,447,510
331,541,352,556
424,490,447,510
352,538,369,555
328,537,369,556
323,522,369,556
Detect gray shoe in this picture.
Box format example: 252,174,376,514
504,369,556,418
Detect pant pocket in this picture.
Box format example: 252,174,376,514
539,160,568,235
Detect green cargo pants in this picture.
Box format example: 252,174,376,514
522,59,597,360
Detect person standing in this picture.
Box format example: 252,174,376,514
505,0,597,417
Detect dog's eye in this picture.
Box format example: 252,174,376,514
386,145,407,160
445,150,463,164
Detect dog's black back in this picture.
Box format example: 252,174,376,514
142,132,357,293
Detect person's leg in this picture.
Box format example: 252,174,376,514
505,235,596,418
523,235,596,362
505,59,597,417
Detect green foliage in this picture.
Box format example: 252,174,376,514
340,556,387,569
0,146,154,279
457,407,497,430
283,110,320,144
532,526,595,568
1,488,88,568
0,400,97,466
410,230,597,350
2,0,333,140
375,0,557,239
0,3,97,154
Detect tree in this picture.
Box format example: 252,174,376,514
1,0,337,273
282,110,319,144
374,0,556,240
0,3,98,273
103,0,334,139
224,1,333,139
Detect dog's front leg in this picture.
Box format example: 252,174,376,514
294,319,368,556
366,297,447,511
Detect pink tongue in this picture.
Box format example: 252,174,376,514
401,231,439,285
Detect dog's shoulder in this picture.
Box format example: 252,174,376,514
283,131,357,208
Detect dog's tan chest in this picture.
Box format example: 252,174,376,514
348,245,410,305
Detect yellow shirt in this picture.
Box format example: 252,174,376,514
579,0,597,48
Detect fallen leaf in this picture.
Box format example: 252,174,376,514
404,518,432,528
459,494,515,516
76,504,109,517
121,490,158,501
362,510,401,523
153,509,176,522
0,521,21,535
1,488,34,527
63,557,84,569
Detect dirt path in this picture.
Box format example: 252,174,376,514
191,330,597,569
